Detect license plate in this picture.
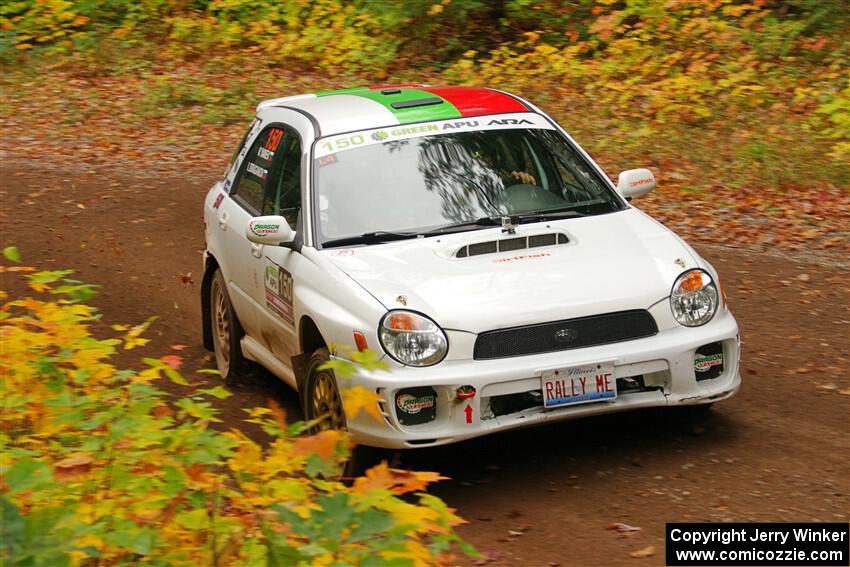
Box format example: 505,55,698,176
541,362,616,409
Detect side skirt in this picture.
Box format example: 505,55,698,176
240,336,298,390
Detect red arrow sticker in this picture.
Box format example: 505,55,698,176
464,404,473,424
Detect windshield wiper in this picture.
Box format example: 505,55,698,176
422,210,588,236
511,207,589,224
322,208,593,248
422,216,502,234
321,231,420,248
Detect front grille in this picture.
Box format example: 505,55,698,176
473,310,658,360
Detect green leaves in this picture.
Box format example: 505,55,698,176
198,385,232,399
3,245,21,263
3,459,53,494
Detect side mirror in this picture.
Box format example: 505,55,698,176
246,216,295,245
616,168,656,200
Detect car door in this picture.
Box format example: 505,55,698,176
215,124,288,340
253,125,305,369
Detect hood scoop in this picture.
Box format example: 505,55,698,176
455,232,569,258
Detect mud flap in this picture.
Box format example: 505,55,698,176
201,264,215,351
291,352,310,403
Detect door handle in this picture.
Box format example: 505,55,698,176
217,210,229,231
251,243,263,258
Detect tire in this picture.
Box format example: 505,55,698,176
303,348,388,478
304,348,346,431
209,269,248,383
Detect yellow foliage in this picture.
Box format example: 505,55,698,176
0,264,469,565
341,385,383,422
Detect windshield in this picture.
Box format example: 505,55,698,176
313,121,623,245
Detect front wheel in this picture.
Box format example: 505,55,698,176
210,269,247,383
304,348,346,431
303,348,387,477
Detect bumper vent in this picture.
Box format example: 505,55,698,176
473,310,658,360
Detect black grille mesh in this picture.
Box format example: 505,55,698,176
473,310,658,360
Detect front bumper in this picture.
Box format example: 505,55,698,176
344,310,741,449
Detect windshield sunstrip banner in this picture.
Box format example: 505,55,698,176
313,112,555,159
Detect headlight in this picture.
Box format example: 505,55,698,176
670,269,718,327
379,310,448,367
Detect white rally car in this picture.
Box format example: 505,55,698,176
201,85,740,449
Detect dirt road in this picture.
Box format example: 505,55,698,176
2,161,848,566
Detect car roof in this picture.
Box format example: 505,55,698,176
257,85,534,137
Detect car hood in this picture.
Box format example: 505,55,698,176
322,209,697,334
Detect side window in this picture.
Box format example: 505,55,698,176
261,128,302,228
232,126,286,214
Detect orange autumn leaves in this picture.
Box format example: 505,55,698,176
0,258,470,566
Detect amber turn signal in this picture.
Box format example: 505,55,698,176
353,331,368,351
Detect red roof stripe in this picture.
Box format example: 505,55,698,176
419,86,529,117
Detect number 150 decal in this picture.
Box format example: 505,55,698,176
264,264,293,324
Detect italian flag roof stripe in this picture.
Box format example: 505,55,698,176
318,86,461,123
419,86,529,116
315,85,529,125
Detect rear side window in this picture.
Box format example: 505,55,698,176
232,126,286,214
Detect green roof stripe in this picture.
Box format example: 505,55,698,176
317,87,462,124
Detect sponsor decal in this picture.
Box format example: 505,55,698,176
314,112,556,158
265,128,284,152
317,154,338,168
628,177,654,188
396,393,435,415
494,252,551,263
486,118,533,126
257,146,274,161
694,353,723,372
238,118,263,160
246,162,268,180
389,124,439,136
212,193,225,209
224,178,232,190
328,249,354,256
249,221,280,237
441,120,479,129
264,264,294,324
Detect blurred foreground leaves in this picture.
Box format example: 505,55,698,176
0,259,471,565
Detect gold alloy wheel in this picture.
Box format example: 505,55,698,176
211,276,231,377
310,370,346,431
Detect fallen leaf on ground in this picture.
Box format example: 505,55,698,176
607,522,642,533
160,354,183,370
629,545,656,558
